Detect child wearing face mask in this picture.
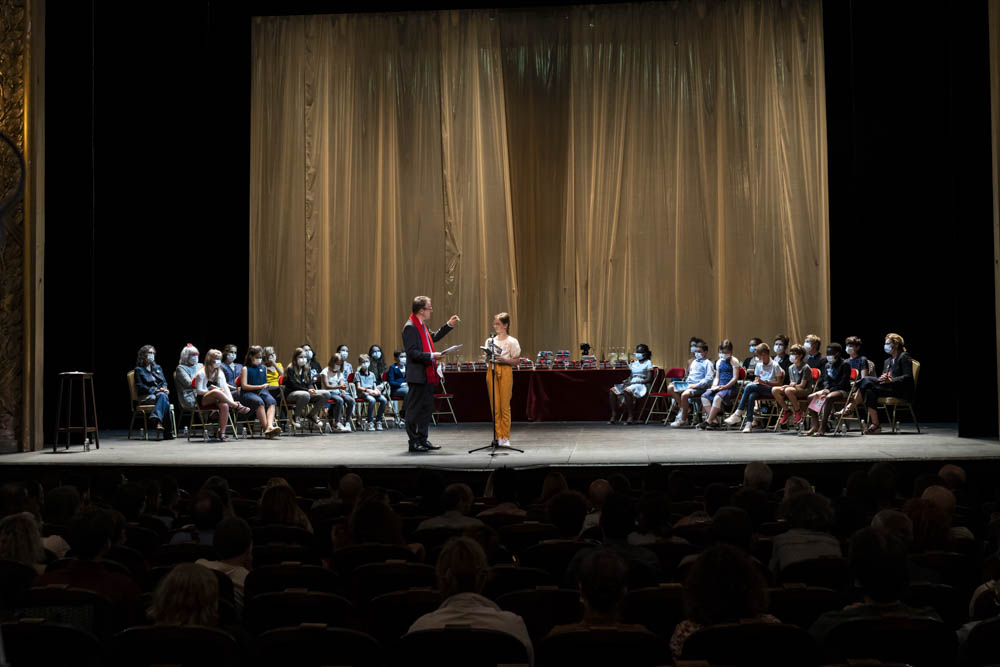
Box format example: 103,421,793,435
608,344,653,425
668,341,715,427
220,344,243,395
319,354,353,432
239,345,281,438
698,340,739,429
173,344,202,412
772,344,812,426
284,347,328,429
355,353,388,430
804,342,852,436
262,346,284,403
301,343,322,381
724,342,784,432
833,336,872,418
743,338,763,374
368,345,391,396
772,335,790,374
335,344,354,377
388,350,408,402
804,334,826,377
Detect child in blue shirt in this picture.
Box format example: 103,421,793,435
669,341,715,427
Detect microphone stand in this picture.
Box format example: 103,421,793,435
469,336,522,456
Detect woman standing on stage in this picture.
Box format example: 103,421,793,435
485,312,521,448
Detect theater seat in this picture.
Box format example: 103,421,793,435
821,616,957,667
399,627,530,667
538,624,668,667
256,625,381,667
680,621,820,666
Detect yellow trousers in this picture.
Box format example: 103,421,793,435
486,363,513,439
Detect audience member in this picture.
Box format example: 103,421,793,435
868,462,901,510
566,494,661,588
417,484,485,532
782,476,813,501
41,485,79,557
0,512,45,574
921,485,974,542
550,549,645,633
533,472,569,506
809,527,939,647
258,484,313,533
150,562,220,626
408,537,533,664
671,544,778,660
628,492,680,545
134,344,175,439
478,468,527,519
171,490,225,545
36,508,141,610
770,492,841,574
196,517,252,612
580,479,611,531
547,491,590,540
742,462,773,492
902,498,952,552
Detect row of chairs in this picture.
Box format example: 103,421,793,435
638,361,920,434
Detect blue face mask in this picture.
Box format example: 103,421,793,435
884,344,892,353
749,345,757,354
689,345,698,354
635,352,645,361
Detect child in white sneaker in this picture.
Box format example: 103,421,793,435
669,341,714,427
724,343,784,432
699,340,739,428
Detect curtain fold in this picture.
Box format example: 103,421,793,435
251,1,829,371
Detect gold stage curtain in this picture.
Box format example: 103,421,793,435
250,1,828,372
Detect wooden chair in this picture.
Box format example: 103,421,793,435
875,359,921,433
127,370,176,440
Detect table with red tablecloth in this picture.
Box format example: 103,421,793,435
437,368,631,422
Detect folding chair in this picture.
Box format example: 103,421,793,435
431,375,458,425
381,370,404,428
876,359,921,434
231,375,260,438
126,370,176,440
644,367,684,424
629,366,661,423
186,376,237,441
830,368,864,435
721,367,749,430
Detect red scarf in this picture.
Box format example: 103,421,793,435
409,313,439,385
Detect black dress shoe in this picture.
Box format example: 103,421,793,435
408,442,428,453
422,441,441,450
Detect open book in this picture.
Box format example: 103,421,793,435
440,344,463,355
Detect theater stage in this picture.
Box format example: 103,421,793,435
1,422,998,472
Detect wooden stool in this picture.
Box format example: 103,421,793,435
54,372,99,452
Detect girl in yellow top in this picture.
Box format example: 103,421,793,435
262,346,284,404
485,312,520,447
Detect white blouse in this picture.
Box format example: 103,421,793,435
194,366,233,401
484,336,521,363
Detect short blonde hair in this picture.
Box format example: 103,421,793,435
151,563,219,627
804,334,822,347
755,342,771,357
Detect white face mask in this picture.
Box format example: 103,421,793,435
251,358,261,366
719,352,731,360
146,353,155,363
191,356,199,365
884,343,893,353
225,353,236,363
305,349,314,360
361,362,370,370
340,350,349,360
805,343,814,353
846,346,855,355
789,354,799,363
694,352,704,360
297,357,308,367
689,345,698,354
774,344,784,353
373,350,382,359
399,356,407,366
268,355,276,363
826,355,835,364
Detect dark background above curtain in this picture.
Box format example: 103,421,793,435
41,0,996,436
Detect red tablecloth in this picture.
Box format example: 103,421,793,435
438,369,631,422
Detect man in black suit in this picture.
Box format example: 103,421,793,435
402,295,460,452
